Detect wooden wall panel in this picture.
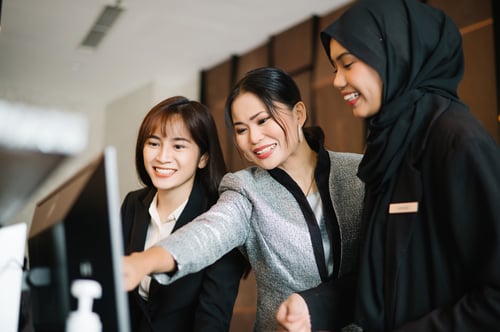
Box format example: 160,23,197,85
272,16,316,73
426,0,491,27
229,272,257,332
203,58,233,106
236,42,270,81
201,58,235,168
459,23,499,142
314,85,365,153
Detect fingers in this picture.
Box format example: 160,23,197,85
275,293,312,332
276,301,290,330
122,254,142,291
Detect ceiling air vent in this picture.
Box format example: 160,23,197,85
80,2,123,48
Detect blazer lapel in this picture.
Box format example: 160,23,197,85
172,179,205,232
128,189,155,253
385,97,448,288
386,158,421,265
384,155,422,326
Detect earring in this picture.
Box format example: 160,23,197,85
298,125,304,143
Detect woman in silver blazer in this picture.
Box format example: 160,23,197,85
124,67,365,331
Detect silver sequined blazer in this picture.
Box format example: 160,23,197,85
154,150,364,331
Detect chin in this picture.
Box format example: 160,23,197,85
254,159,277,170
352,109,367,119
353,107,378,119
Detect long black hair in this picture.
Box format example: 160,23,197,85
224,67,302,141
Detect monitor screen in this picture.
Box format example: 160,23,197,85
27,147,130,332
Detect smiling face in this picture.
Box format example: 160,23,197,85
329,38,383,119
231,92,304,170
143,115,207,197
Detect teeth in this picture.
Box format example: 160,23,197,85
344,92,359,101
155,167,175,175
256,144,275,155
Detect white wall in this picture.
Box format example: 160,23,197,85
104,82,155,201
4,76,200,228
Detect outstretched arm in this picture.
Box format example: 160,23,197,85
123,246,176,291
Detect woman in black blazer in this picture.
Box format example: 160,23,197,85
292,0,500,331
121,96,246,332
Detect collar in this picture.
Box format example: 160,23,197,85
148,192,188,225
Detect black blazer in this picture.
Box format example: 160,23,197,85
380,103,500,331
121,180,246,332
297,101,500,332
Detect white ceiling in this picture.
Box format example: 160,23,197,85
0,0,349,111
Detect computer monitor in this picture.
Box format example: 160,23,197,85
27,147,130,332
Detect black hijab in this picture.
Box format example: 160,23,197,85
321,0,464,329
321,0,464,192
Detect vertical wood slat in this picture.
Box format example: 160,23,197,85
236,42,270,81
459,22,499,143
200,57,236,169
271,16,317,74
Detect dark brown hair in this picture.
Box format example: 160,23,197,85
135,96,226,201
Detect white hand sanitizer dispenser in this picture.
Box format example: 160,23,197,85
66,279,102,332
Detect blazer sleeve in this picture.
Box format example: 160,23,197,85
299,273,358,331
193,248,247,332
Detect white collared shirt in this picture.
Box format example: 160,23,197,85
139,192,188,300
307,190,333,277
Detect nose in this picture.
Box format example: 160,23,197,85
248,127,263,144
156,146,172,163
333,71,346,90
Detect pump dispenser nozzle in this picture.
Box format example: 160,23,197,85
66,279,102,332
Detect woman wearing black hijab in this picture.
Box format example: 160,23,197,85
277,0,500,331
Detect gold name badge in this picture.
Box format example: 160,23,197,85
389,202,419,214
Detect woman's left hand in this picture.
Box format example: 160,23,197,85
275,293,312,332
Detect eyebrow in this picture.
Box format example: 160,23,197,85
146,134,191,143
232,111,268,126
146,134,161,140
334,51,351,62
172,137,191,143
